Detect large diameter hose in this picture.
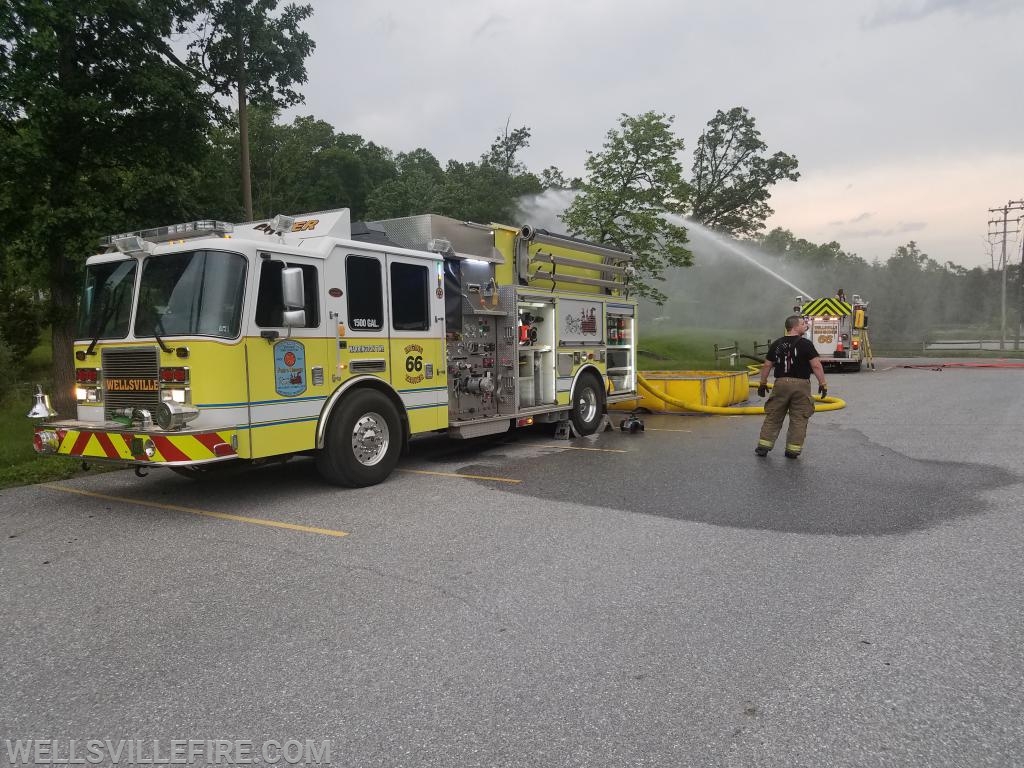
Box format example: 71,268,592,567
634,372,846,415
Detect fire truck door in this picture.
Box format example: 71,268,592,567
385,253,447,431
811,317,839,356
245,256,328,458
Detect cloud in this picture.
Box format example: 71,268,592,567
288,1,1024,270
374,13,399,37
473,14,509,39
829,212,874,226
863,0,1017,28
765,151,1024,268
836,221,928,239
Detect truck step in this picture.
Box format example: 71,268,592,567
449,420,511,440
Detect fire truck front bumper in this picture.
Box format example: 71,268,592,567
32,421,240,466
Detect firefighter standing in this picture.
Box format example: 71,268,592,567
755,315,828,459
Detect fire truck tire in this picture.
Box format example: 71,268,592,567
316,389,402,487
570,371,605,436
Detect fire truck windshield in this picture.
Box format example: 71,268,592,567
76,259,137,341
134,250,247,339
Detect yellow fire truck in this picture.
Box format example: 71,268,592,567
796,293,870,372
28,210,638,486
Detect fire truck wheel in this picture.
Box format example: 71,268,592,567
317,389,402,487
570,371,605,436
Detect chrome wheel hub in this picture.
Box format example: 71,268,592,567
576,388,598,423
351,411,390,466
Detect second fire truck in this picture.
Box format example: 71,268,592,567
795,293,871,372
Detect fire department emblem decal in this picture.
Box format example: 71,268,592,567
274,340,306,397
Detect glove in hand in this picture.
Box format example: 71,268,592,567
818,384,828,399
757,383,768,398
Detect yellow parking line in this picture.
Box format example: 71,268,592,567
41,484,349,538
397,469,521,483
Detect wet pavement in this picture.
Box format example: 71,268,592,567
1,357,1022,767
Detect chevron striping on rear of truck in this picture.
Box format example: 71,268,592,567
801,298,852,317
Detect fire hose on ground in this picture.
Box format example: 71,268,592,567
633,370,846,415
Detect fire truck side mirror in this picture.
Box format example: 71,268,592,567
281,267,306,328
282,309,306,328
282,267,305,310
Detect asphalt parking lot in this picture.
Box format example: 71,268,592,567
2,359,1022,767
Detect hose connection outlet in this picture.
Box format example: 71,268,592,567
33,429,65,454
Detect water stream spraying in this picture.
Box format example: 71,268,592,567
515,190,817,301
666,214,812,297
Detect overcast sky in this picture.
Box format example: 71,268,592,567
283,0,1024,270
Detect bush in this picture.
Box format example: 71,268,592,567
0,287,44,362
0,334,11,402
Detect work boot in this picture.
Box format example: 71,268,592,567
754,446,770,457
784,450,800,459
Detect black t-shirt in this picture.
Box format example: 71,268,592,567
766,335,819,380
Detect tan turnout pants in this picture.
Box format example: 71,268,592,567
758,377,815,454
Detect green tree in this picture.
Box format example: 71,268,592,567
189,120,247,221
0,0,214,414
365,149,445,219
0,248,44,366
485,123,532,177
759,227,865,270
365,125,542,225
435,160,539,224
456,122,542,221
687,107,799,238
1,1,322,412
247,111,397,219
877,241,945,339
561,111,691,304
538,166,582,190
182,0,315,220
335,134,400,219
201,109,400,221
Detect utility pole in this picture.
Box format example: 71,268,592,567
987,200,1024,350
1018,238,1024,350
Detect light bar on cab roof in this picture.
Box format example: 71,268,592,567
99,220,234,248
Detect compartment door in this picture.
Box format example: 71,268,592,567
385,254,447,431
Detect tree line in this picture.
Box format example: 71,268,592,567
0,1,1014,405
649,234,1018,345
755,237,1016,344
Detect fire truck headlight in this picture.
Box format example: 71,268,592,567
76,387,100,403
163,388,188,403
155,401,200,431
